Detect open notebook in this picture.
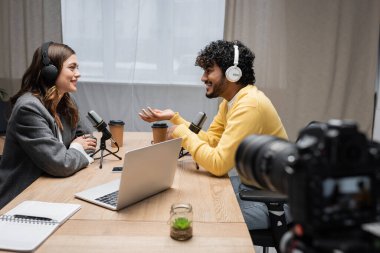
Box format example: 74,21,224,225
0,201,81,252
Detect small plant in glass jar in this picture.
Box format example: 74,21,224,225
170,203,193,241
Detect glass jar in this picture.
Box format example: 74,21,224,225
169,203,193,241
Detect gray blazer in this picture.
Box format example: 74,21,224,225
0,93,91,208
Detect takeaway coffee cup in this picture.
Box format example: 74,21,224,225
151,122,168,144
108,120,125,147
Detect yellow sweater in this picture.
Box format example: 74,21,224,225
171,85,288,177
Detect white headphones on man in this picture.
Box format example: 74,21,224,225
225,44,242,82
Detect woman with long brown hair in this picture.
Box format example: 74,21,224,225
0,42,96,208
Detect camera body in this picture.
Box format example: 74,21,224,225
236,119,380,235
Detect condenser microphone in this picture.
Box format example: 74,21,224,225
87,110,112,140
189,112,207,134
86,110,122,168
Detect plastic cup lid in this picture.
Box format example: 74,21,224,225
108,120,125,126
151,122,168,128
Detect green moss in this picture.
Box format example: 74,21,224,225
172,217,191,230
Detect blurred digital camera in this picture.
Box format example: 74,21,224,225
235,119,380,235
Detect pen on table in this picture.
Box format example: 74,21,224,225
13,215,53,221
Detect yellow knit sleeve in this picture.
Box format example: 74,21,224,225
172,103,262,177
170,112,190,127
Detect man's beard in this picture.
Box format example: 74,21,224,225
205,78,227,99
206,90,218,99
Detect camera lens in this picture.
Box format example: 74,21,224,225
235,135,296,194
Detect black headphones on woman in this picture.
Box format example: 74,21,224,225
40,41,58,85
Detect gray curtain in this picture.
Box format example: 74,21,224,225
0,0,62,96
224,0,380,140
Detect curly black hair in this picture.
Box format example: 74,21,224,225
195,40,256,85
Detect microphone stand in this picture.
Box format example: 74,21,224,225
178,148,199,170
178,148,188,158
178,122,202,170
92,132,122,169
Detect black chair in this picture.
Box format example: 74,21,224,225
239,188,289,253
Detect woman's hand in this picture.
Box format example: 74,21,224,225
72,134,97,152
138,107,175,123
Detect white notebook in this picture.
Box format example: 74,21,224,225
0,201,81,252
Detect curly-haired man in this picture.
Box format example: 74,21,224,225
139,40,291,230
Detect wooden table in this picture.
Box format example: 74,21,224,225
0,132,254,253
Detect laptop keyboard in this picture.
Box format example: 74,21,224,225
95,191,119,206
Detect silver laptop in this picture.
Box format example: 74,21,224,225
75,138,182,211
